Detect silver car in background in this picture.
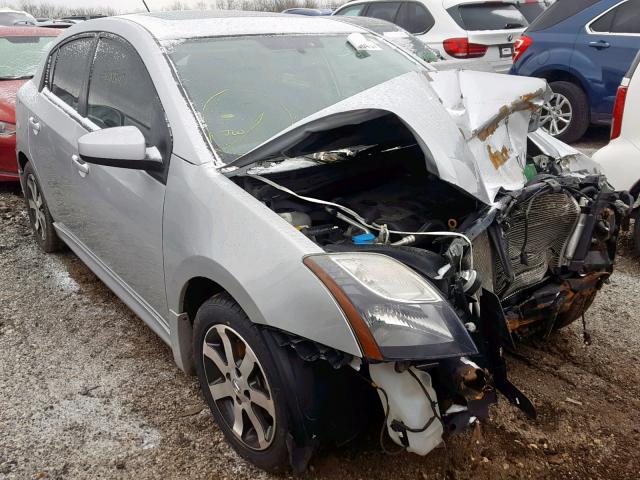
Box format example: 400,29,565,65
16,11,630,473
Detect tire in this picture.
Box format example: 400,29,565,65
541,81,590,143
193,293,291,472
21,161,64,253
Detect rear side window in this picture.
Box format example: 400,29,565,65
396,2,435,34
591,0,640,34
87,36,170,159
365,2,402,22
49,37,94,112
334,3,366,16
528,0,600,32
447,3,528,30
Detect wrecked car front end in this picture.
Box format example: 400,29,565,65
223,81,629,460
165,30,631,468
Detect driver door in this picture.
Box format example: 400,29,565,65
66,34,172,323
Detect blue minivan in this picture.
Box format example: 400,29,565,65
511,0,640,142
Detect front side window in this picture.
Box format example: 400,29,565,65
591,8,615,32
365,2,401,22
591,0,640,34
448,2,528,30
0,36,57,80
395,2,435,34
334,4,367,16
86,36,169,156
167,34,422,161
50,37,94,112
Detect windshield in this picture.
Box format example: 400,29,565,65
167,34,422,161
448,3,528,30
0,36,55,79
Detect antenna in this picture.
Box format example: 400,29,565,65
142,0,151,12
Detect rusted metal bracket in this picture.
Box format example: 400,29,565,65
480,289,536,419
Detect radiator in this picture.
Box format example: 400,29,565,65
473,192,580,298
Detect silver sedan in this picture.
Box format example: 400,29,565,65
15,10,629,473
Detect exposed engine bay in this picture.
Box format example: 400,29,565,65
233,136,631,460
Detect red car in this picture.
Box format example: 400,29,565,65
0,26,60,181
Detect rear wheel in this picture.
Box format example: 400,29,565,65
21,161,64,253
193,294,290,472
541,81,589,143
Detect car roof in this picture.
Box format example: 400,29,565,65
0,25,62,36
114,10,363,41
0,7,29,13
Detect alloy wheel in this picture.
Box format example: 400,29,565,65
202,324,276,451
540,92,573,136
26,174,46,241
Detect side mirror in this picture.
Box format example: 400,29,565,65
78,126,163,171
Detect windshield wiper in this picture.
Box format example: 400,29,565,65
505,23,525,29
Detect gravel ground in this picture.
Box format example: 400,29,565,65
572,126,611,157
1,133,639,480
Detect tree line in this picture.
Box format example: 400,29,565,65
0,0,344,18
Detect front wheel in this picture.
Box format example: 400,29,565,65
541,81,590,143
193,294,290,472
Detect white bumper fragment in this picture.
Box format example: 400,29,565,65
369,363,443,456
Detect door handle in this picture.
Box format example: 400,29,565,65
72,154,89,177
28,116,40,134
589,40,610,49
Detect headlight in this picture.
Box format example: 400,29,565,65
0,121,16,137
304,252,477,361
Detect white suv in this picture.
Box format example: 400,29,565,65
333,0,528,73
593,50,640,252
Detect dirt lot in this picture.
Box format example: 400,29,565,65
1,132,639,480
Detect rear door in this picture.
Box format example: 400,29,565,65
576,0,640,121
446,2,528,72
26,34,96,225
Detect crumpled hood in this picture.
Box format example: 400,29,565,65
227,70,548,205
0,79,26,123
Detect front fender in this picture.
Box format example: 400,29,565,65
163,158,363,359
171,254,269,328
